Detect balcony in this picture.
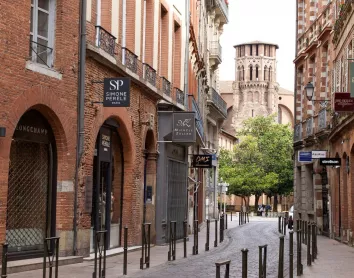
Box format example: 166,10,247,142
294,123,302,142
206,0,229,24
208,87,227,119
161,77,171,98
96,26,116,56
333,0,353,45
318,109,327,131
143,63,156,87
175,88,185,107
306,117,313,137
189,96,204,141
123,48,138,73
209,41,222,67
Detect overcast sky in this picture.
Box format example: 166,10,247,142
219,0,296,91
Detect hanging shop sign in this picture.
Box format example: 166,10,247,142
334,92,354,112
99,127,112,162
320,158,341,166
103,78,130,107
298,151,312,162
350,62,354,97
172,112,196,142
311,150,327,159
192,154,212,168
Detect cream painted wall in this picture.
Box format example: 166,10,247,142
111,0,119,40
135,0,142,57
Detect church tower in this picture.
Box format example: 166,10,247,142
231,41,280,130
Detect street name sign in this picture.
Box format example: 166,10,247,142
320,158,341,166
298,151,312,162
312,150,327,159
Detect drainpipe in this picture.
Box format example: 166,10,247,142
142,0,147,65
293,0,298,228
122,0,127,64
74,0,87,255
184,0,190,108
95,0,101,46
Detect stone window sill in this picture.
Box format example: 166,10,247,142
25,61,62,80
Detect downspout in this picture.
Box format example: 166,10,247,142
74,0,87,255
122,0,127,64
95,0,101,46
293,0,298,227
142,0,147,65
184,0,190,108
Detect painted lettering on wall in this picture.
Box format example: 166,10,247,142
16,125,48,135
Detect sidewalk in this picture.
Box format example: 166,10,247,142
302,235,354,278
7,215,243,278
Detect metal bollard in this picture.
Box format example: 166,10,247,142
278,235,285,278
289,231,294,278
307,223,311,266
231,211,233,221
93,231,106,278
226,214,228,230
205,219,210,251
123,226,128,275
242,248,249,278
239,212,241,225
311,223,315,262
193,220,199,255
314,223,318,259
214,219,218,247
220,214,224,243
1,244,8,278
247,212,249,223
43,237,60,278
258,245,267,278
278,216,281,233
140,223,151,269
215,260,230,278
183,220,187,258
168,221,177,261
296,229,303,276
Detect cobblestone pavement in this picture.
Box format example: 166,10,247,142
126,219,296,278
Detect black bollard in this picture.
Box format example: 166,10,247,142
278,216,281,233
43,237,60,278
226,214,228,229
242,248,249,278
278,235,285,278
231,211,233,221
314,223,318,259
284,217,287,236
311,223,315,262
247,212,249,223
123,226,128,275
183,220,187,258
258,245,267,278
289,231,294,278
193,220,199,255
239,212,241,225
307,222,311,266
296,229,303,276
140,223,151,269
1,243,8,278
205,219,210,251
214,219,218,247
168,221,177,261
220,214,224,243
215,260,230,278
93,231,106,278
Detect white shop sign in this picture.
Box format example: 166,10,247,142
312,150,327,159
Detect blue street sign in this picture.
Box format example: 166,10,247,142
298,151,312,162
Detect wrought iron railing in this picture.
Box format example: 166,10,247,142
191,96,204,139
333,0,353,44
143,63,156,87
306,117,313,137
96,26,116,56
161,77,171,97
123,48,138,73
217,0,229,19
318,109,327,131
175,88,184,106
211,87,227,117
209,41,222,61
294,123,302,142
29,40,53,68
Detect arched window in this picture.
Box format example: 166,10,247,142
242,66,245,80
250,65,253,81
269,66,272,81
264,66,268,80
256,65,259,80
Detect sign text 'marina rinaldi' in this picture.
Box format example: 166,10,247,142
103,78,130,107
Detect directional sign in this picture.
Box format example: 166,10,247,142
312,150,327,159
320,158,341,166
298,151,312,162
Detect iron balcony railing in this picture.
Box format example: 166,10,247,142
143,63,156,87
318,109,327,131
123,48,138,73
211,87,227,117
306,117,313,137
175,88,184,106
209,41,222,61
217,0,229,19
161,77,171,97
96,26,116,56
294,123,302,142
191,96,204,140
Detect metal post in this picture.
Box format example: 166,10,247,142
307,223,311,266
296,229,303,276
183,220,187,258
314,223,318,259
311,223,315,262
43,239,47,278
278,235,284,278
289,231,294,278
168,221,177,261
231,211,233,221
214,219,218,247
55,238,59,278
284,217,287,235
220,214,224,243
239,212,241,225
205,219,210,251
247,212,249,223
215,260,230,278
123,226,128,275
242,248,248,278
147,223,151,268
278,216,281,233
1,244,8,278
193,220,198,255
259,245,267,278
226,214,228,229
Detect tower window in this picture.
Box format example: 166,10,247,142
256,45,259,56
250,45,252,56
250,66,253,81
256,66,259,79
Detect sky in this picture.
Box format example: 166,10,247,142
219,0,296,91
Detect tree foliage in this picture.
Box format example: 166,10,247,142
219,115,293,205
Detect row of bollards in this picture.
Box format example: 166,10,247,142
239,212,249,226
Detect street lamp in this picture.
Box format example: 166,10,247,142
305,82,330,108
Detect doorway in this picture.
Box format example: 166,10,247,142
6,110,57,260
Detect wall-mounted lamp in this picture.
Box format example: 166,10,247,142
341,138,349,144
0,127,6,137
305,82,331,108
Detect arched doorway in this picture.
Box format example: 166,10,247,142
6,110,57,260
90,118,124,251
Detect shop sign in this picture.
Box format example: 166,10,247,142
192,154,212,168
99,127,112,162
103,78,130,107
320,158,341,166
311,150,327,159
350,62,354,97
298,151,312,162
172,112,196,142
334,93,354,112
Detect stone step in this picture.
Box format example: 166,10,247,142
0,256,83,274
